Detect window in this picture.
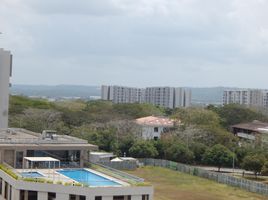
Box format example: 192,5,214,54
28,191,38,200
0,178,2,195
48,192,56,200
113,196,124,200
153,136,159,141
4,182,8,199
154,127,159,132
142,195,149,200
69,194,86,200
95,197,102,200
20,190,25,200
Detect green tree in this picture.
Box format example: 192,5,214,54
241,155,265,178
215,104,268,128
165,142,194,164
261,161,268,176
173,108,220,127
189,142,208,164
203,144,234,171
129,141,158,158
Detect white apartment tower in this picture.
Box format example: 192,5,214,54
223,89,268,108
102,85,191,109
0,48,12,129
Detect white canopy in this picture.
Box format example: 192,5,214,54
111,157,123,162
24,157,60,162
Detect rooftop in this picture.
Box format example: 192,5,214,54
231,120,268,132
135,116,174,127
0,128,97,149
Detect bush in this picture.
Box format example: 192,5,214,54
129,140,158,158
203,144,234,171
261,161,268,176
0,164,19,180
242,154,265,177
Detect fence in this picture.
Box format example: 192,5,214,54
139,158,268,196
98,161,137,171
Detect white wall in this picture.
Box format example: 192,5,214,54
141,126,164,140
0,49,12,129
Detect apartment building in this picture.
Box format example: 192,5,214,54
0,129,153,200
101,86,145,104
223,89,268,108
0,48,12,129
102,85,191,109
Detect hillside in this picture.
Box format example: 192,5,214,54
10,85,238,104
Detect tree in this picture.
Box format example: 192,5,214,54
241,155,265,178
173,108,220,127
189,142,208,164
215,104,268,128
261,161,268,176
203,144,234,171
165,142,194,164
129,141,158,158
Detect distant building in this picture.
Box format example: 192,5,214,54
135,116,175,140
231,120,268,144
0,48,12,129
102,85,191,109
223,89,268,108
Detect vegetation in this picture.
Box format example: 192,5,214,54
8,96,268,173
241,155,266,178
202,144,234,172
0,164,19,179
128,166,267,200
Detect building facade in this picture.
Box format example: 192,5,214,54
0,48,12,129
135,116,175,140
102,85,191,109
223,89,268,108
0,129,153,200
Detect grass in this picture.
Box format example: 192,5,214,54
127,166,268,200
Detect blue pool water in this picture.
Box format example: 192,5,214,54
20,172,44,178
57,169,121,186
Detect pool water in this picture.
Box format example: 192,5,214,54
20,172,44,178
57,169,121,187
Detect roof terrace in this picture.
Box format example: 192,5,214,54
0,128,89,145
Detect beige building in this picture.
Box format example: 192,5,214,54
0,48,12,129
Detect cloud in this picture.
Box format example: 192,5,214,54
1,0,268,87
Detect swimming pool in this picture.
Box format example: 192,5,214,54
57,169,121,187
20,172,44,178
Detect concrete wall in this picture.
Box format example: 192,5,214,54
0,170,153,200
0,49,12,129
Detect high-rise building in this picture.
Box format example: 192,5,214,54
102,85,191,109
0,48,12,129
223,89,268,108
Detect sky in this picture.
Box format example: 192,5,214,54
1,0,268,88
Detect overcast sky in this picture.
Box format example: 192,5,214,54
1,0,268,88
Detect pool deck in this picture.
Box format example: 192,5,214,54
14,168,129,187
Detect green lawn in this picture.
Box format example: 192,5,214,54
128,166,268,200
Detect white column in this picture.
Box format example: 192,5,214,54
56,193,69,200
25,191,29,200
11,188,20,200
131,196,142,200
102,197,113,200
38,192,48,200
86,195,94,200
